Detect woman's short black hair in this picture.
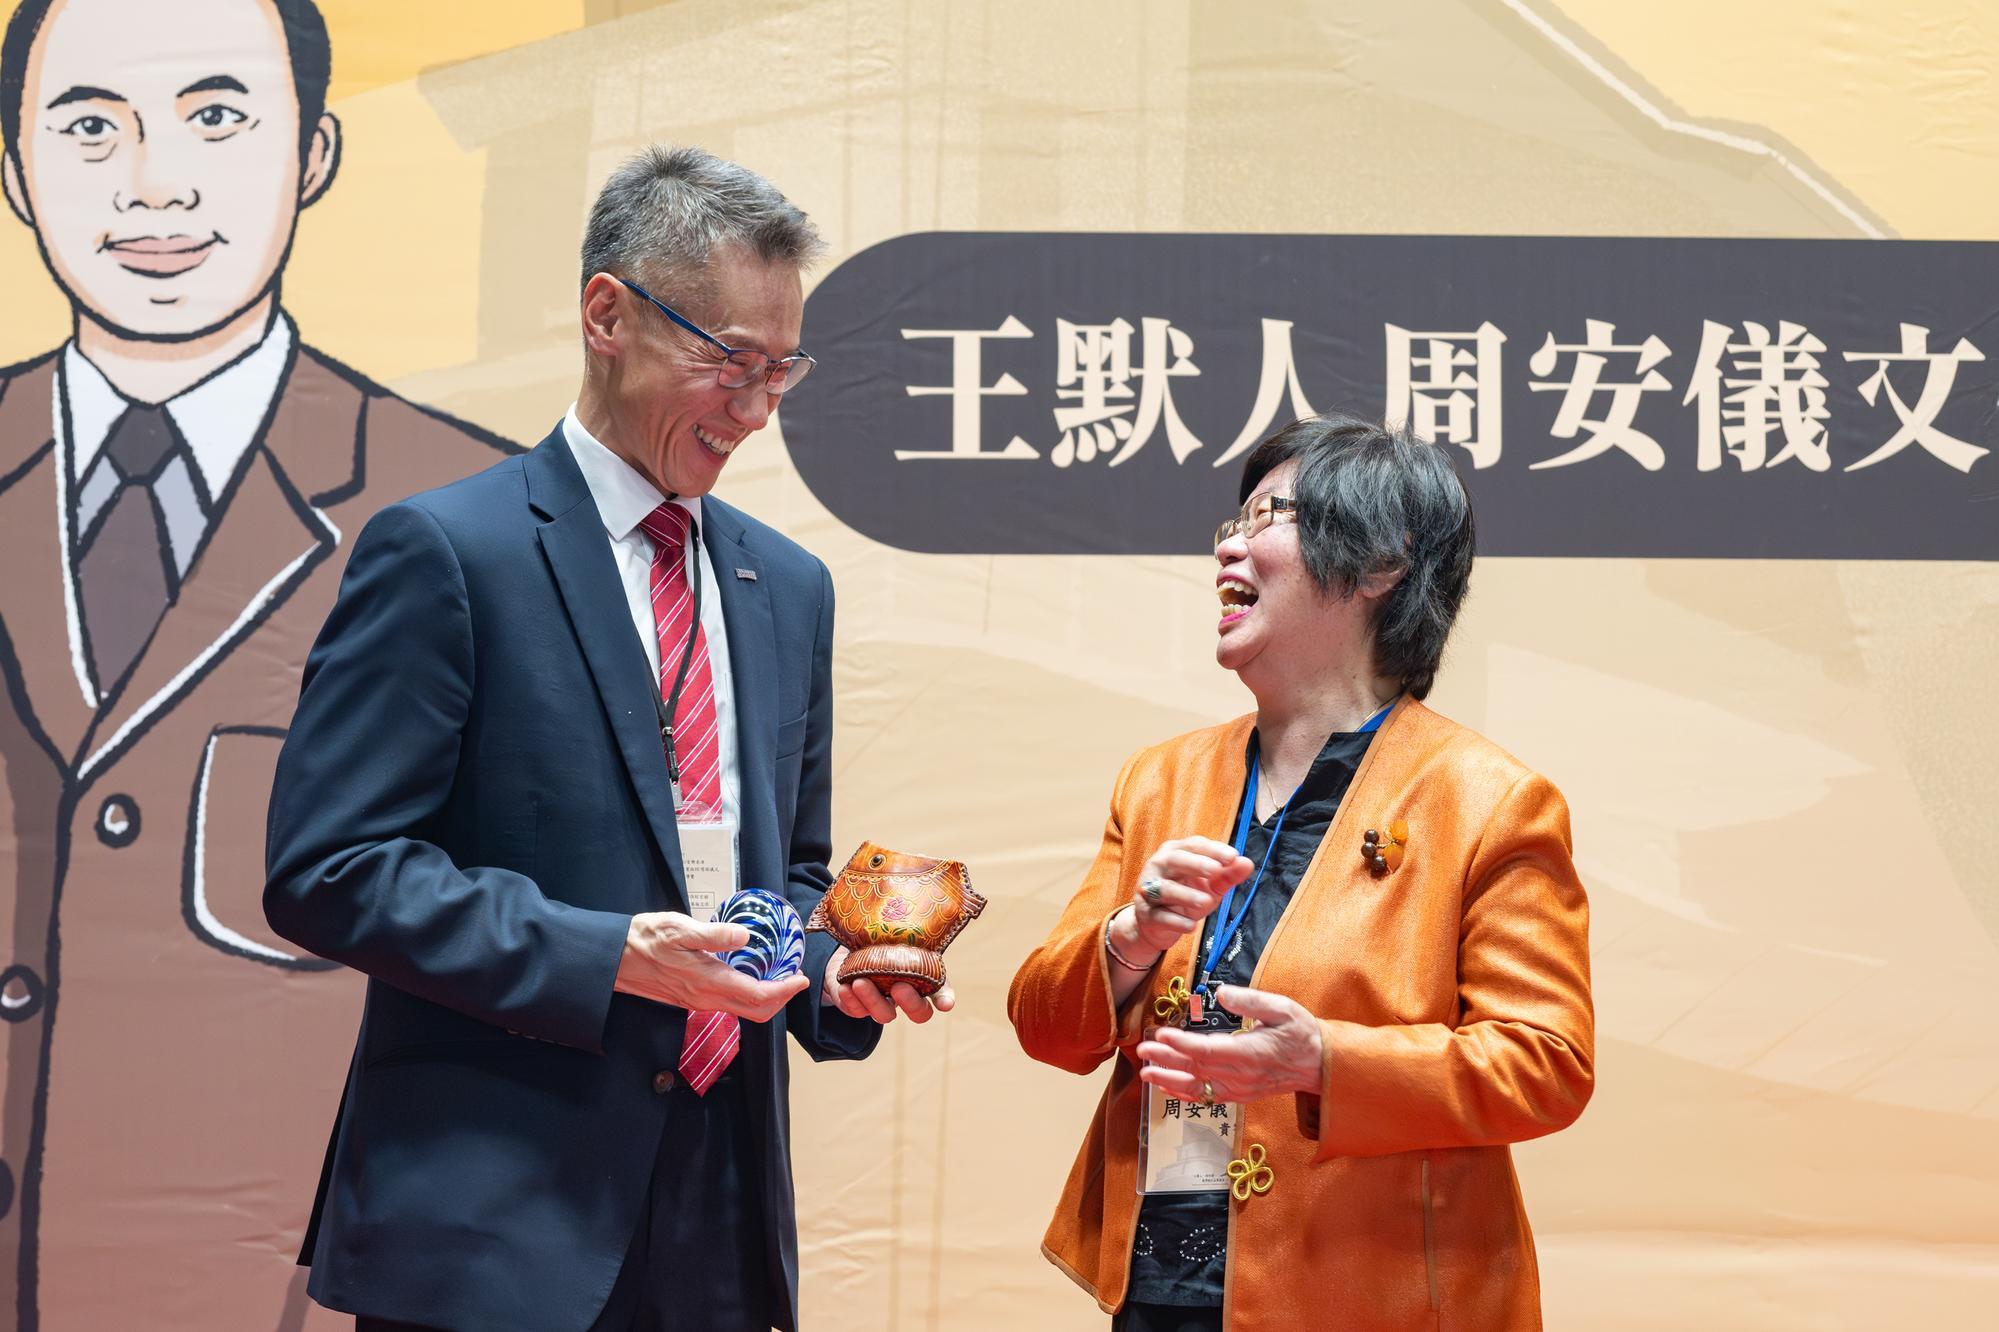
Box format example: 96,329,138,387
1238,413,1476,700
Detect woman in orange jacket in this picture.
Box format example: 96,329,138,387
1009,414,1594,1332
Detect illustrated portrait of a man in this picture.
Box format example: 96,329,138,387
0,0,513,1325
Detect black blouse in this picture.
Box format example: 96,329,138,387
1126,725,1376,1308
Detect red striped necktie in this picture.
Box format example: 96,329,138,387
638,501,738,1094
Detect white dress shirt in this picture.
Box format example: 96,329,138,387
57,312,297,704
561,406,741,829
63,311,295,502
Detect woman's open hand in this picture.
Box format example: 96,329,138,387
1136,985,1323,1103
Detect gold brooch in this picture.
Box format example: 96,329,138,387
1226,1143,1274,1201
1362,819,1409,876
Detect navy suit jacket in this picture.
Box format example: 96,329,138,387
264,425,879,1331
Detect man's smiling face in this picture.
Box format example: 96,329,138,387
10,0,309,339
613,246,804,499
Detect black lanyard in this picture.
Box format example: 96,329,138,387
649,509,704,811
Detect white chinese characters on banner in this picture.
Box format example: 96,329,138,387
1527,319,1673,471
1050,317,1133,466
1841,324,1990,473
1683,320,1833,471
894,313,1988,477
895,316,1038,460
1208,319,1317,468
1049,317,1205,468
1385,321,1507,468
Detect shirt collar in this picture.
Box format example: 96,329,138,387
63,312,296,496
560,404,703,542
1242,724,1378,811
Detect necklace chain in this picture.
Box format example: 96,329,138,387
1254,756,1299,820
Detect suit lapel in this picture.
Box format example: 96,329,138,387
527,430,688,908
258,345,365,505
81,444,336,780
699,499,779,890
76,347,351,781
0,357,94,766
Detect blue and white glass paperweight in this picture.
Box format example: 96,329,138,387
718,888,805,982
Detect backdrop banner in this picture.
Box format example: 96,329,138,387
791,232,1999,558
1,1,1994,1330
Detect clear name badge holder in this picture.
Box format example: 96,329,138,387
1137,983,1239,1195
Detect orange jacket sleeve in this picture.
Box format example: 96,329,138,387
1008,754,1151,1076
1299,770,1595,1159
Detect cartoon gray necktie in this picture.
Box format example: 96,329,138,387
76,403,205,693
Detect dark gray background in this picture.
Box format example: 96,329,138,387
783,233,1999,559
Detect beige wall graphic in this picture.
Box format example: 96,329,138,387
0,1,1993,1330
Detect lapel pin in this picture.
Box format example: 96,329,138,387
1362,818,1408,876
734,567,758,581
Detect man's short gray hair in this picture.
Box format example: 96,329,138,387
578,145,825,307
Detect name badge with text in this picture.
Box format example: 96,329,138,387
677,819,739,920
1138,1082,1234,1195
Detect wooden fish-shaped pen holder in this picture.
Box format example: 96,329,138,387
806,842,984,996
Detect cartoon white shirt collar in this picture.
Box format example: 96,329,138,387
62,311,297,503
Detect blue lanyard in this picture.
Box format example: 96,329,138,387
1199,743,1295,985
1198,700,1394,987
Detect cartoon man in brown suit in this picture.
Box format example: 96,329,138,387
0,0,512,1325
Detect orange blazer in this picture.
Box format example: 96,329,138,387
1009,698,1593,1331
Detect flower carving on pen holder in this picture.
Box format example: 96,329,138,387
807,842,985,996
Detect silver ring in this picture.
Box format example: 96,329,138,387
1140,877,1167,907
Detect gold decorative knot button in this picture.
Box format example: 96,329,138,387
1153,975,1193,1026
1227,1143,1274,1200
1362,819,1409,876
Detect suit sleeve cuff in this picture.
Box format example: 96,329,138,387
527,904,634,1053
791,929,882,1061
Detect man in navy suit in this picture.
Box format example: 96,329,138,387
263,146,949,1331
